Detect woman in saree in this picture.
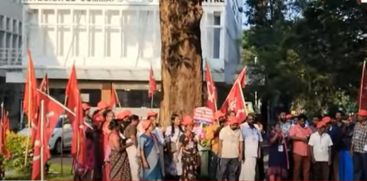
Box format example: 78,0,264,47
102,109,114,181
139,119,162,180
108,120,132,180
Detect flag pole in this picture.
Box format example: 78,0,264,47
150,94,154,109
24,59,32,167
60,95,68,176
359,61,366,109
40,100,45,181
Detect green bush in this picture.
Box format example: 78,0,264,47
1,132,32,173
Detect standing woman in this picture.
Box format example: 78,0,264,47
177,115,200,181
109,120,132,180
140,120,163,180
165,113,183,179
267,124,289,181
102,109,114,181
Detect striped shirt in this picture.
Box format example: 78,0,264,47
352,122,367,153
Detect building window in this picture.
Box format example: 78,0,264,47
0,15,3,30
207,11,222,59
106,10,120,58
74,10,87,57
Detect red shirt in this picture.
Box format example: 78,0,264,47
289,124,312,156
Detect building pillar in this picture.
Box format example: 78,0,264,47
101,83,112,103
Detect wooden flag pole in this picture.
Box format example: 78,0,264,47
150,94,154,109
24,63,32,167
60,95,68,176
40,100,45,181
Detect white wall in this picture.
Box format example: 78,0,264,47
22,0,242,83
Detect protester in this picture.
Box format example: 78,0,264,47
239,113,263,181
351,109,367,180
164,113,183,179
309,115,321,133
125,114,140,181
309,120,333,180
338,114,355,181
267,123,289,181
177,115,200,181
108,120,132,180
289,114,312,180
328,111,343,180
217,116,243,180
102,109,114,181
279,112,292,136
206,110,226,180
147,111,165,177
139,119,162,180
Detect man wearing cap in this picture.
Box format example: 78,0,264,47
308,120,333,180
239,113,263,181
351,109,367,180
289,114,312,180
217,116,243,180
206,111,226,180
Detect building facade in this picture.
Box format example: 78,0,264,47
4,0,242,110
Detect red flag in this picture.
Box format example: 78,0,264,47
0,107,10,159
39,74,49,94
65,65,86,167
236,67,247,88
31,91,72,180
220,81,247,122
205,62,217,112
110,84,120,108
148,66,156,98
23,50,39,144
359,61,367,110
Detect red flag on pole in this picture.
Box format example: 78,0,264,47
205,62,218,112
39,74,49,94
0,106,10,159
220,81,247,123
110,84,121,108
23,50,39,143
359,61,367,110
236,67,247,88
65,65,86,167
148,66,156,98
31,91,73,180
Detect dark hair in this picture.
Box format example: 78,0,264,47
170,113,183,136
298,114,307,121
335,111,345,117
103,109,113,119
108,120,119,130
129,114,139,122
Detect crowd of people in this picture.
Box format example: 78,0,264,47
74,100,367,181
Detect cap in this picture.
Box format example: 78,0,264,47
321,116,331,124
147,111,158,118
182,115,194,126
227,116,239,125
317,121,326,129
141,120,152,130
97,101,108,110
358,109,367,117
116,110,132,120
214,111,225,120
82,103,91,111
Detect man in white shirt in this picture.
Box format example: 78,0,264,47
308,120,333,180
217,116,243,180
239,113,263,181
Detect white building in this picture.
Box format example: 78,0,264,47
4,0,242,108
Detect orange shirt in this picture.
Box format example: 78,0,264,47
289,124,312,156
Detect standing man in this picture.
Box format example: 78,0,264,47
125,114,140,181
328,111,343,180
217,117,243,180
239,113,263,181
309,120,333,180
351,109,367,180
289,114,312,180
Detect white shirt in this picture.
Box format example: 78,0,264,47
219,126,243,158
308,132,333,162
241,123,263,158
165,126,182,143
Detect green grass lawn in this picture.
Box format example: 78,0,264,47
5,162,73,180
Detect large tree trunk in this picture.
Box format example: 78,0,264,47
159,0,203,127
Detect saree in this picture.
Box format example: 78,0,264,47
110,149,132,180
139,134,162,180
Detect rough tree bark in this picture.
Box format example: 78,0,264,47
159,0,203,127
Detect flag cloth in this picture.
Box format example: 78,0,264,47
205,62,217,112
31,91,72,180
0,108,10,159
110,84,120,108
39,74,49,94
148,66,156,98
220,81,247,122
65,65,87,168
23,50,39,144
236,67,247,88
359,61,367,110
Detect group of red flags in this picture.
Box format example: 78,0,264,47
205,62,247,122
0,103,10,159
23,50,79,180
